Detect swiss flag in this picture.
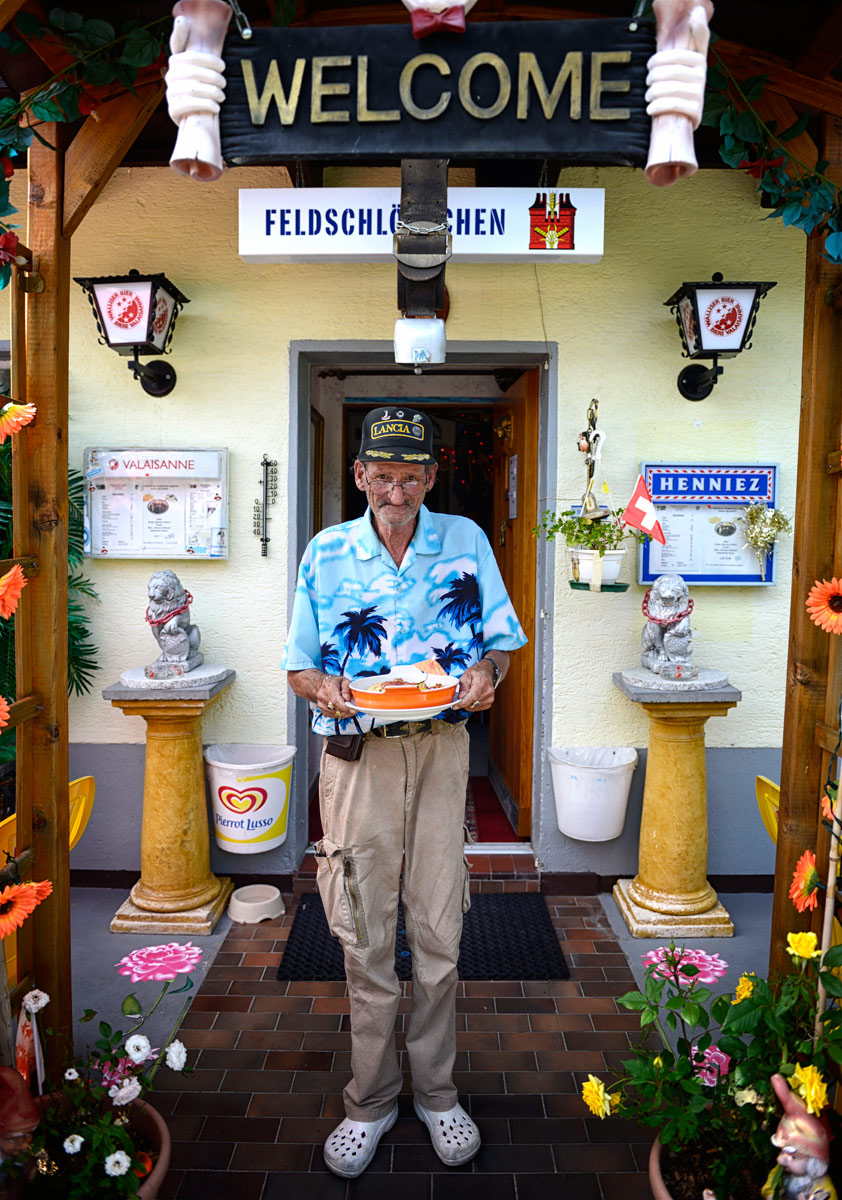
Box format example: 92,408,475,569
622,475,666,545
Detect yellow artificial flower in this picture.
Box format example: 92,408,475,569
581,1074,612,1119
792,1063,829,1115
786,931,821,961
732,973,756,1004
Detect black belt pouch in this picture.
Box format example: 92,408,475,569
324,734,364,762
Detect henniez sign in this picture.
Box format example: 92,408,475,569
220,19,654,164
239,187,604,264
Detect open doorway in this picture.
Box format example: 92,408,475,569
305,364,541,846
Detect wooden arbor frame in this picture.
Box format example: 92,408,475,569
0,0,839,1051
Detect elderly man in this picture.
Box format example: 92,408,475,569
282,407,526,1178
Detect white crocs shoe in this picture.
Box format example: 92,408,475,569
323,1103,399,1178
413,1099,481,1166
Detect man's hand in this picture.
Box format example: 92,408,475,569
288,669,357,718
456,659,498,713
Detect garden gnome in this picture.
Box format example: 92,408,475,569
761,1072,836,1200
145,569,203,679
0,1066,39,1193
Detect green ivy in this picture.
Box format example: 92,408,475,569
702,55,842,263
0,8,170,284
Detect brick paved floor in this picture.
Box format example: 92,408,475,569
151,886,654,1200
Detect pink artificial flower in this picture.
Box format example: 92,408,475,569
693,1044,731,1087
642,946,729,986
100,1056,133,1089
115,941,203,983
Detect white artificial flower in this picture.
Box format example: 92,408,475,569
165,1039,187,1072
125,1034,152,1064
63,1134,84,1154
64,1068,79,1081
108,1077,142,1106
104,1150,131,1177
22,989,49,1014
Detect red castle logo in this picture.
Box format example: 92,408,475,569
528,192,576,251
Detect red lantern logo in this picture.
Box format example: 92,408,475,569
704,296,743,337
152,295,169,336
106,289,144,330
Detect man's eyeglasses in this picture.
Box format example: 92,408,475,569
365,475,426,496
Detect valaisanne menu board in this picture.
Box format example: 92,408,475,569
84,448,229,559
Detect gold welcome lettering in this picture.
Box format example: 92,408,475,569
590,51,631,120
241,58,306,125
517,52,582,121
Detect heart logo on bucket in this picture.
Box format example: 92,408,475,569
218,786,268,814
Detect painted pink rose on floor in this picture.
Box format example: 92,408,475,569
642,946,729,986
116,941,203,983
693,1044,731,1087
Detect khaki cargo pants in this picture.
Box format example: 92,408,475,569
314,721,471,1121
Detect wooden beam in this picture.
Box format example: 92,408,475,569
63,81,164,240
770,114,842,980
0,1,26,33
25,125,71,1061
794,3,842,80
0,555,37,577
753,93,818,180
6,695,42,730
716,41,842,119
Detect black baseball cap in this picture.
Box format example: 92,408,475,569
358,407,435,464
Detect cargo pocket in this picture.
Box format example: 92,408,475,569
313,838,370,949
462,824,474,914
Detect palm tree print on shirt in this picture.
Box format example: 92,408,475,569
320,642,342,675
438,573,483,655
433,642,471,673
333,605,388,672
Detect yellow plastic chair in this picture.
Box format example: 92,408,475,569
1,775,95,987
756,775,780,845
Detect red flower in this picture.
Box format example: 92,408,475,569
737,155,786,180
1,158,13,181
0,231,19,266
77,92,102,116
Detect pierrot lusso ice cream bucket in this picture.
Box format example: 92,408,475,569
204,744,295,854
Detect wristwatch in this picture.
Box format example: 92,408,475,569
481,656,502,689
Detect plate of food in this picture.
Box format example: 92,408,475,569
349,662,460,716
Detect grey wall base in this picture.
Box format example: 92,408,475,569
72,742,780,879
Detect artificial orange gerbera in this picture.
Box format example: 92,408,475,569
0,880,51,939
0,696,10,732
0,564,26,620
806,578,842,634
790,849,821,912
0,402,35,445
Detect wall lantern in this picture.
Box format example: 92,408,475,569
664,272,776,401
74,270,189,397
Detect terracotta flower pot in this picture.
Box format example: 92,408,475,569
132,1099,171,1200
649,1135,673,1200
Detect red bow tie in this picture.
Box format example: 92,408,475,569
410,6,466,37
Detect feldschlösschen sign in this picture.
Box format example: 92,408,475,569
220,19,655,164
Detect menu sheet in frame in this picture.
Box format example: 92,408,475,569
637,463,779,586
84,448,229,559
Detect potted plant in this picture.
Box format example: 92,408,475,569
581,933,842,1199
534,507,649,586
0,940,205,1198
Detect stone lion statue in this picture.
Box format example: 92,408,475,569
641,572,696,678
145,570,203,679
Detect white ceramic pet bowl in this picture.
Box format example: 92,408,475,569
227,884,285,924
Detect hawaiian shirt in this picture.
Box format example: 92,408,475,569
282,505,527,735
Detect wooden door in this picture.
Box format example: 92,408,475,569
489,369,539,837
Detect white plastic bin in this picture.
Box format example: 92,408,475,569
204,744,295,854
548,746,638,842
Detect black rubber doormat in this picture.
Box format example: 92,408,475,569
276,892,568,982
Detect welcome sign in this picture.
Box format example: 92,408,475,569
221,19,654,163
240,187,604,263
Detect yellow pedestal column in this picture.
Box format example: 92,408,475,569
103,674,235,934
612,676,740,938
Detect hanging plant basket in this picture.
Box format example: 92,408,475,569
567,547,629,592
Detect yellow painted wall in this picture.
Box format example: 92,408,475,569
7,160,802,754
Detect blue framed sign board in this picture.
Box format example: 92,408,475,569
637,463,779,586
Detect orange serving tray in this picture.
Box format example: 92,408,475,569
350,669,458,712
